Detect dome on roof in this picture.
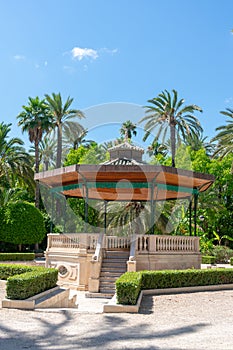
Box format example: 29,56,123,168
102,141,145,165
108,141,144,153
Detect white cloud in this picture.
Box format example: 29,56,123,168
13,54,25,61
71,47,98,61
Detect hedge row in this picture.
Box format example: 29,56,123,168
115,272,142,305
0,264,58,300
230,257,233,266
116,269,233,305
0,253,35,261
202,256,216,264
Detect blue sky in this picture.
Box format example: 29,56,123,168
1,0,233,149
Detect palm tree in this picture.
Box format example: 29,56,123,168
0,122,33,189
120,120,137,141
30,136,56,171
45,93,85,168
184,130,215,156
62,124,93,150
211,108,233,159
17,96,53,208
140,89,203,167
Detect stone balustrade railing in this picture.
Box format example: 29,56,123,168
47,233,199,253
47,233,99,250
136,235,199,253
104,236,131,250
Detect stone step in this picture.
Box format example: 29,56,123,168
102,263,127,269
102,258,128,262
100,278,122,285
99,250,128,294
105,251,129,257
100,276,121,282
101,265,126,273
85,292,114,299
99,290,115,296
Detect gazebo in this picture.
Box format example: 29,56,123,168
35,142,214,293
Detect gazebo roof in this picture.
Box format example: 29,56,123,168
35,163,214,202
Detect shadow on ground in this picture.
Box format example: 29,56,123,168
0,308,209,350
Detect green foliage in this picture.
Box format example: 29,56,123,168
0,253,35,261
68,198,100,230
211,245,233,263
140,89,202,167
116,272,142,305
64,142,108,166
201,256,216,264
64,145,88,165
0,264,58,299
0,122,34,190
0,264,33,279
116,269,233,305
230,257,233,266
0,201,46,245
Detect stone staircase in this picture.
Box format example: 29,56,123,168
99,250,129,296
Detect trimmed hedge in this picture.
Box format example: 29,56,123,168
116,269,233,305
201,256,216,264
0,264,33,280
116,272,142,305
0,253,35,261
0,264,58,300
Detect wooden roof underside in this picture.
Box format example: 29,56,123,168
35,164,214,202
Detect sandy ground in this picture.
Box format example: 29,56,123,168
1,279,233,350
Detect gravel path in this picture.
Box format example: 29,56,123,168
1,281,233,350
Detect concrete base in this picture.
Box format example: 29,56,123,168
104,292,143,313
2,286,77,310
136,253,201,271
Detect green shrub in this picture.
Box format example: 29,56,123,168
115,272,142,305
6,268,58,300
212,246,233,263
0,264,58,300
230,257,233,266
202,256,216,264
0,201,46,245
0,253,35,261
0,264,33,279
141,269,233,289
116,269,233,305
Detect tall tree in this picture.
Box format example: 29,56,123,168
184,130,214,156
17,96,53,208
120,120,137,141
62,124,94,152
211,108,233,159
30,136,57,171
0,122,33,189
140,89,203,167
45,93,84,168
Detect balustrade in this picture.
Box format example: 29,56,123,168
47,233,199,254
136,235,199,254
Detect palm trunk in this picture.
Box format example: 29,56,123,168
56,123,62,168
35,138,40,250
44,160,49,171
35,139,40,209
170,123,176,167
